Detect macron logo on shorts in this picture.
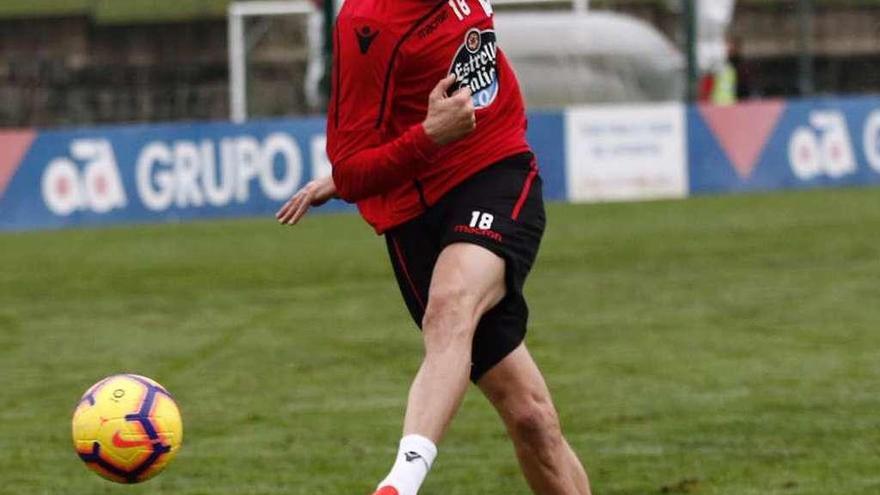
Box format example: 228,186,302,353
454,224,503,242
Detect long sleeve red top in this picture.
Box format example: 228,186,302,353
326,0,531,234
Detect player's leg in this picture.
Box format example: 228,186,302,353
403,242,506,440
478,343,592,495
376,242,507,495
376,152,545,495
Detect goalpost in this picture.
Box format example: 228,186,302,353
228,0,325,123
494,0,588,11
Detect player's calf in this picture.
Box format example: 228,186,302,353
479,345,592,494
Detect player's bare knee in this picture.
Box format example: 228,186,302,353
422,320,474,355
422,285,479,346
508,398,563,450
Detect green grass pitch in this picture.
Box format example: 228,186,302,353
1,187,879,494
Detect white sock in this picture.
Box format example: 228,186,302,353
377,434,438,495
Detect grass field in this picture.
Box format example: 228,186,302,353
1,187,879,495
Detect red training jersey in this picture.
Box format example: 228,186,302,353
326,0,531,234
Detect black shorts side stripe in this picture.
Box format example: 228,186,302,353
390,234,426,311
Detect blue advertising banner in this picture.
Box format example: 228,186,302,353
0,113,568,232
525,110,567,202
689,96,880,195
0,118,345,231
9,95,880,232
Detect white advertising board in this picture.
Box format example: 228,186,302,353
564,102,688,202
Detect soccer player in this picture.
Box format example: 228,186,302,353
276,1,592,494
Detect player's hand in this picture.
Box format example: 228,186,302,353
275,175,337,226
422,74,476,146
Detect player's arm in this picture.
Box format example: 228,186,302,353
277,75,473,226
327,16,475,203
278,79,472,226
275,175,337,226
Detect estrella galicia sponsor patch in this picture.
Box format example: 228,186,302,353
448,28,499,110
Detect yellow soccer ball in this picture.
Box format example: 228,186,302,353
72,374,183,483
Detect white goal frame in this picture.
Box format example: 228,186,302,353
495,0,588,11
228,0,323,123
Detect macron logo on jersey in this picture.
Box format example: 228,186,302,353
356,26,380,54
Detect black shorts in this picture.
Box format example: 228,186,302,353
385,152,546,382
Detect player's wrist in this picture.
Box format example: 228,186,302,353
421,120,441,145
419,121,448,150
313,176,337,203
